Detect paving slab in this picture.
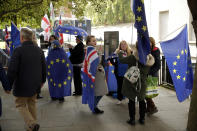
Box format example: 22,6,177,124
0,83,190,131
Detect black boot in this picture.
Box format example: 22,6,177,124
37,94,43,99
93,107,104,114
139,100,146,125
127,100,135,125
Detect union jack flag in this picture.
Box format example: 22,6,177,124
81,46,99,111
59,15,64,45
5,25,10,41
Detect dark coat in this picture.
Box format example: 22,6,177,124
69,42,84,64
7,41,46,97
0,63,11,91
149,47,161,77
118,48,155,101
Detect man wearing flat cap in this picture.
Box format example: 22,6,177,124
68,35,84,96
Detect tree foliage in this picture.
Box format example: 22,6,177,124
0,0,107,28
85,0,134,26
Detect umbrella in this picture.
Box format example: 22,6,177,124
54,25,88,37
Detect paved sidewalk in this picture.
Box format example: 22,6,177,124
0,84,189,131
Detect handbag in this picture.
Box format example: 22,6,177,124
146,76,159,98
124,62,140,84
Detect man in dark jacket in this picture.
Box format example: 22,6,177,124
68,35,84,95
0,62,11,117
7,27,46,131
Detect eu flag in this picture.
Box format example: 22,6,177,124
81,46,99,111
160,25,193,102
133,0,151,64
105,61,117,92
46,45,73,98
10,22,21,56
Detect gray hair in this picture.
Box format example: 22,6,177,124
20,27,33,41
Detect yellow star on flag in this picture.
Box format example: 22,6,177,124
66,30,69,32
58,84,62,88
62,59,65,63
137,6,142,12
181,50,184,55
176,54,180,59
64,81,67,85
48,72,50,76
142,25,147,32
185,49,187,54
50,78,53,82
48,65,50,69
68,76,71,80
56,59,60,63
74,31,77,34
173,69,177,73
111,70,114,73
183,77,186,81
176,75,181,79
68,70,71,73
50,61,54,65
66,63,69,67
54,83,56,86
136,16,142,22
173,61,177,66
141,0,144,3
83,84,86,87
91,85,93,88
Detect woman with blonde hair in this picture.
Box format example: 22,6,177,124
118,41,154,125
110,40,132,104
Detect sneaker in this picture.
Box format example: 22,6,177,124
93,107,104,114
116,101,122,105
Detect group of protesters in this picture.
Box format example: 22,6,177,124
0,26,161,130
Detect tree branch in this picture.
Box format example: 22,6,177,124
0,0,44,17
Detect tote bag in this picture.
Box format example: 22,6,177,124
146,76,159,98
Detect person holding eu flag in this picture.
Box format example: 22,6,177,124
46,40,73,103
118,41,154,125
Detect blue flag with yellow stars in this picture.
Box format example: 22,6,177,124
160,25,193,102
133,0,151,64
46,42,73,98
105,61,117,92
10,22,21,56
81,46,99,111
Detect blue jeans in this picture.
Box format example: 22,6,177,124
94,96,103,108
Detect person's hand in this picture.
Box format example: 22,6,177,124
67,44,73,49
5,90,11,94
119,50,124,53
3,66,8,71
